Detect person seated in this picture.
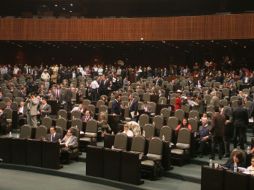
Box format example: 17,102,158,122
247,156,254,175
97,111,111,137
222,149,246,171
82,110,93,123
122,123,134,137
59,128,78,164
197,117,211,157
46,126,62,143
127,121,141,136
175,118,192,132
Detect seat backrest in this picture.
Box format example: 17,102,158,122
138,114,149,128
56,118,67,130
131,136,145,153
86,119,98,133
206,105,215,112
160,108,171,119
148,102,156,113
143,93,150,102
58,109,67,119
177,128,191,145
167,116,179,130
35,125,47,140
143,124,155,139
153,115,164,130
20,124,32,139
55,126,63,138
96,100,105,108
87,104,95,114
83,99,91,106
188,118,198,132
182,104,190,113
114,133,128,150
4,108,12,119
42,117,52,129
71,119,83,131
189,110,199,119
70,127,79,139
148,137,163,156
174,109,185,121
159,126,172,142
158,97,167,105
71,110,81,119
99,105,108,113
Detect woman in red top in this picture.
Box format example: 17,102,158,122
175,118,192,132
174,90,182,111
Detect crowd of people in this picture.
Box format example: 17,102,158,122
0,59,253,168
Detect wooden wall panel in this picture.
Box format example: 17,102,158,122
0,14,253,41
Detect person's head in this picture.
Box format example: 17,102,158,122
20,101,25,107
41,98,47,105
182,118,188,126
98,111,107,122
251,156,254,167
124,124,129,132
49,127,56,135
232,150,244,164
0,109,3,115
67,129,73,136
85,110,92,117
201,117,208,126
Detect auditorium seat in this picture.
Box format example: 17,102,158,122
171,128,191,165
20,124,32,139
143,124,155,140
57,109,67,119
141,137,163,180
35,125,47,140
42,116,52,129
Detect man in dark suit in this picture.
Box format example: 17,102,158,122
129,94,138,120
210,107,225,160
39,98,52,119
111,94,122,115
46,126,62,143
232,99,249,149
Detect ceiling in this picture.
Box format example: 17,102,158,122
1,0,254,18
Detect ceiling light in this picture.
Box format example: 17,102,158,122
70,3,74,7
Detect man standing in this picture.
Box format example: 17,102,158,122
210,107,225,160
26,95,39,128
39,98,52,119
232,98,249,150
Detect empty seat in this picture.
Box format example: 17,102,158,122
35,125,47,140
56,118,67,131
139,114,149,128
130,135,146,157
57,109,67,119
42,116,52,129
141,137,163,179
171,128,191,165
143,124,155,139
19,124,32,139
167,116,179,130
